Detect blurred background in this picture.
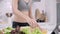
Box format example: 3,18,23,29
0,0,57,34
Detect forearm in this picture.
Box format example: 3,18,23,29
29,6,36,20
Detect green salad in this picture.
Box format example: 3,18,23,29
22,27,42,34
0,27,42,34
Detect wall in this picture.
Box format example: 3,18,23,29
0,0,12,22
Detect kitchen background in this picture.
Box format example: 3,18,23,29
0,0,57,34
55,0,60,34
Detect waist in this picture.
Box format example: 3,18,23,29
14,16,28,23
14,11,29,22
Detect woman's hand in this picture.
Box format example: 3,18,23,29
27,19,38,28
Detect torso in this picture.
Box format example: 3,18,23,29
14,0,33,23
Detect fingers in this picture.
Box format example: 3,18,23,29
29,19,38,28
27,19,39,28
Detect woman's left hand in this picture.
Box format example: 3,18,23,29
29,19,38,28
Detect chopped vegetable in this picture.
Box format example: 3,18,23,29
0,26,46,34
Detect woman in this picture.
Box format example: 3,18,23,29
12,0,42,32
